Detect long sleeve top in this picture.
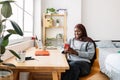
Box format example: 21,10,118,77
67,38,95,63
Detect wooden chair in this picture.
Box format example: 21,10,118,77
87,71,109,80
80,48,100,80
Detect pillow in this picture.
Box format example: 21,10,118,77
96,40,116,48
113,42,120,48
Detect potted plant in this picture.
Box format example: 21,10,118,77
46,8,56,14
56,19,60,27
0,0,23,79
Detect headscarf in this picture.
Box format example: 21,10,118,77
75,24,88,37
75,24,96,65
75,24,93,42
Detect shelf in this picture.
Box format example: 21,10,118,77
46,46,57,49
44,13,66,16
42,13,67,47
45,26,64,28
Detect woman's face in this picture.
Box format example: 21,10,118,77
74,27,82,39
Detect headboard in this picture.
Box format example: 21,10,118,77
94,40,120,48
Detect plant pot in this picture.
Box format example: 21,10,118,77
0,68,13,80
56,23,60,27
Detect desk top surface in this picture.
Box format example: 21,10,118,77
5,47,69,70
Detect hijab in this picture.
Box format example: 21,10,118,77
75,24,96,65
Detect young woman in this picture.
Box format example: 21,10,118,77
61,24,96,80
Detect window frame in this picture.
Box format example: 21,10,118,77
7,0,34,45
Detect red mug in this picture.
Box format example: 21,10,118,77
64,43,70,50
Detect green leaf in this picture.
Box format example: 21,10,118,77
2,63,16,67
1,1,12,18
2,19,7,22
0,59,3,63
3,34,11,40
9,49,21,59
1,34,11,46
50,8,55,12
10,20,24,36
0,46,5,54
1,39,8,46
0,25,4,33
7,29,17,34
0,1,15,4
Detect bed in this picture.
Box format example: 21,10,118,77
96,40,120,80
99,48,120,80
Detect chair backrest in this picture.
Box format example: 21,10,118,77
96,48,99,60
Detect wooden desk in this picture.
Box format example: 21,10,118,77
5,47,69,80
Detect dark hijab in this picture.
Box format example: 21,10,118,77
75,24,93,42
75,24,96,65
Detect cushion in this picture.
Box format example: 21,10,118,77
113,42,120,48
96,40,116,48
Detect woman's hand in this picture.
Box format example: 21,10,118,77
64,48,69,53
65,47,78,55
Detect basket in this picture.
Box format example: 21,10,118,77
45,18,53,27
0,68,13,80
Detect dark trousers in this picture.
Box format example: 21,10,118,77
61,61,91,80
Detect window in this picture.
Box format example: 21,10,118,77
7,0,33,42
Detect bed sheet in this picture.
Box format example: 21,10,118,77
99,48,120,80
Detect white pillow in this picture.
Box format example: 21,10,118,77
97,40,116,48
113,42,120,48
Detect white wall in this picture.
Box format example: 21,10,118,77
35,0,120,40
33,0,41,40
41,0,81,39
82,0,120,40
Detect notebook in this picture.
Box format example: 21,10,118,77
35,50,49,56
